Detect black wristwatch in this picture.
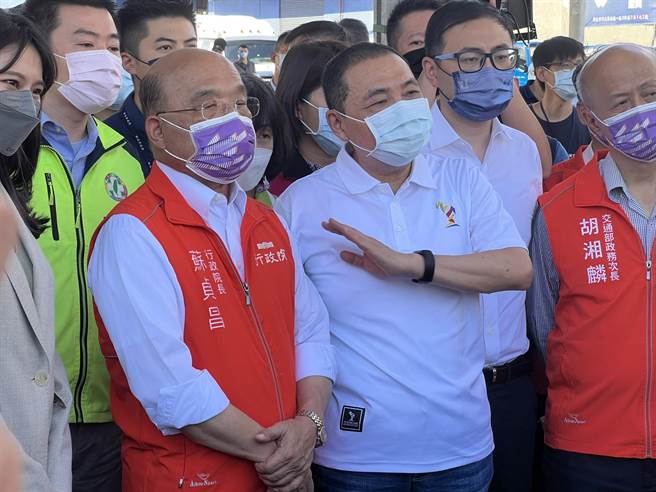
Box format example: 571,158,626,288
412,250,435,284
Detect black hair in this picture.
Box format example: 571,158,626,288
425,1,514,57
117,0,195,57
275,31,289,52
285,21,347,47
276,40,347,178
323,43,398,113
213,37,226,51
386,0,444,52
0,11,56,238
277,40,347,143
338,18,369,45
23,0,116,39
240,73,292,181
239,44,248,50
532,36,585,90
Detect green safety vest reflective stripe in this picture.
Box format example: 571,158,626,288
30,118,145,423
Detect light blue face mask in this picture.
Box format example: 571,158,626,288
547,68,577,101
300,99,344,156
336,97,433,167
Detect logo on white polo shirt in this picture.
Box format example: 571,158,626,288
340,406,365,432
436,201,459,228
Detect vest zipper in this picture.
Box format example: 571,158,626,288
46,148,89,423
648,260,654,457
73,189,90,424
45,173,60,241
241,281,285,420
209,232,285,421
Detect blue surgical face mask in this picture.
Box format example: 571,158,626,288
337,97,433,167
444,66,515,122
300,99,344,156
547,68,577,101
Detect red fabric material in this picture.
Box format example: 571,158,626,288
543,146,609,192
539,158,656,458
91,164,297,490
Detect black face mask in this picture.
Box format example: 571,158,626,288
403,47,426,79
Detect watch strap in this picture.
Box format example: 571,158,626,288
412,250,435,284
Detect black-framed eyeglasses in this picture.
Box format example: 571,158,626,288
157,97,260,120
433,48,519,73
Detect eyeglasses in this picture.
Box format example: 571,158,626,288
433,48,519,73
157,97,260,120
544,61,580,71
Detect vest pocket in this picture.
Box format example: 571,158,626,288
45,173,60,241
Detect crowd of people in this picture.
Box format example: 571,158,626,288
1,0,655,491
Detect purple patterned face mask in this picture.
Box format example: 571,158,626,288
161,112,256,184
594,101,656,162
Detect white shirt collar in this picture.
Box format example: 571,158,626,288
582,144,595,165
333,147,437,195
427,101,512,153
158,162,247,223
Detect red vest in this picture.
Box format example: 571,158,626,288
543,146,609,192
91,164,297,490
539,158,656,458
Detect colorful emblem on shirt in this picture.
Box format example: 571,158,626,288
104,173,128,201
436,201,459,228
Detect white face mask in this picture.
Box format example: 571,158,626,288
337,98,433,167
237,147,272,191
55,49,122,114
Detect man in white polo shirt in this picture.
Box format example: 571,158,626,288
420,4,543,491
276,42,533,492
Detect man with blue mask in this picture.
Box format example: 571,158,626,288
234,44,256,75
528,43,656,492
530,36,590,154
420,3,543,491
276,41,533,492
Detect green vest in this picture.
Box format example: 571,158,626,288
31,118,145,423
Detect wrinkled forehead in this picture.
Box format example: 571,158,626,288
578,44,656,100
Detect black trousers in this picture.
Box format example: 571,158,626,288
544,446,656,492
71,422,122,492
486,374,537,492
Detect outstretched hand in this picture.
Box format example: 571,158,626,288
322,219,423,279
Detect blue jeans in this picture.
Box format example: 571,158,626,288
313,454,493,492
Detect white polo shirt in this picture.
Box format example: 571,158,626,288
424,104,542,366
275,149,526,473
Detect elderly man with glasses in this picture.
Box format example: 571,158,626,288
87,48,335,492
419,3,543,492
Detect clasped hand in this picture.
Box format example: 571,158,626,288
255,416,317,492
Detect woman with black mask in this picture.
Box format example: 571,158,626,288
0,10,73,491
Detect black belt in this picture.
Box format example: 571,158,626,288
483,352,532,385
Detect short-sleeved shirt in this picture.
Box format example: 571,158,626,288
532,106,591,155
275,148,526,473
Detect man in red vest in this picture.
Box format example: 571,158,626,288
88,48,335,492
528,43,656,491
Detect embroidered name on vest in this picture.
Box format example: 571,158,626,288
579,214,621,284
189,248,228,331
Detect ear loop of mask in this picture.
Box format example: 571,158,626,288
299,99,320,135
334,110,378,155
159,116,196,164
